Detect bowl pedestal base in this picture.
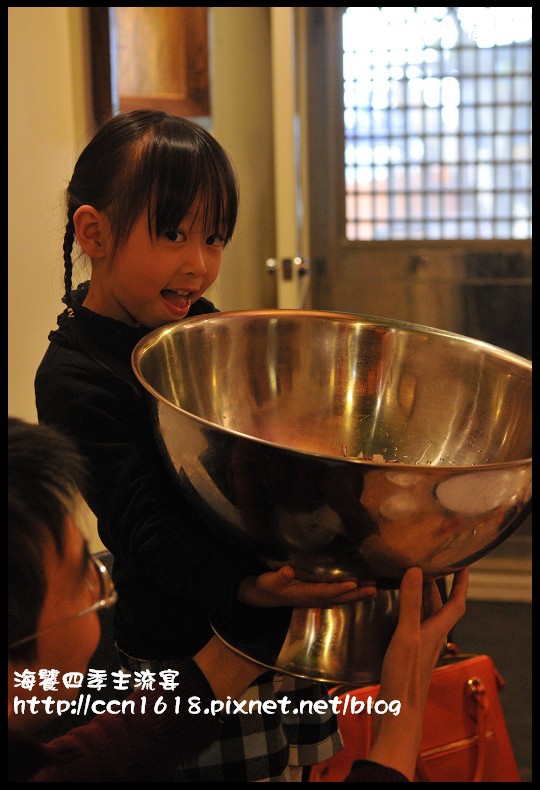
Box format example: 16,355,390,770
212,590,401,686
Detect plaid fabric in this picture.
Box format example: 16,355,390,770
119,652,342,782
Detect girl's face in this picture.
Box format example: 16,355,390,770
83,205,224,329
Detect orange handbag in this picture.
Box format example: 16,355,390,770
309,645,522,783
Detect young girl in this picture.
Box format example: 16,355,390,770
34,110,467,782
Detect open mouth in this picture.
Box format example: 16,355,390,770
161,289,194,310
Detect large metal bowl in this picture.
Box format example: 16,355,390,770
132,309,532,683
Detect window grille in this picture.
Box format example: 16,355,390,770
342,7,532,241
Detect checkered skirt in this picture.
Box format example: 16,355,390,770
175,672,342,782
119,652,342,782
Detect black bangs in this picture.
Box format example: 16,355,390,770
147,117,239,243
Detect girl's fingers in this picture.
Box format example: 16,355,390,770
264,566,467,614
276,565,295,582
272,566,377,601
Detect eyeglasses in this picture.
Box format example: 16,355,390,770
9,555,118,649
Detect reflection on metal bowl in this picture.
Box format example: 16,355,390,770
132,309,532,683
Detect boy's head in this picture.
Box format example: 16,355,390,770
8,417,116,732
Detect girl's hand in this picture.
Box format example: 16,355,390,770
238,565,377,608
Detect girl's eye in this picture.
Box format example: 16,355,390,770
163,230,186,243
206,234,226,247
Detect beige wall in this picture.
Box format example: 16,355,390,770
9,7,277,552
210,8,277,313
8,7,276,424
9,7,94,422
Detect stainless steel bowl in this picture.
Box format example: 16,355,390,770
132,309,532,683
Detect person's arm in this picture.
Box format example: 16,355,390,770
345,759,410,782
362,567,468,781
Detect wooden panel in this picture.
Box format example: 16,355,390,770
89,7,115,124
89,7,209,125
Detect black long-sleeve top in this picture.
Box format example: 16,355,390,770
35,284,283,659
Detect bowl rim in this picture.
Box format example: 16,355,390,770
131,309,532,470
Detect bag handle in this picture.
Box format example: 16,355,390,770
439,640,477,662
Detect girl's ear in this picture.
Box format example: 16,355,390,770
73,205,108,258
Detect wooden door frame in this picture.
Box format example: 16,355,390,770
88,7,210,125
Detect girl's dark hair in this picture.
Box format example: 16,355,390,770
63,109,239,307
8,417,89,662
